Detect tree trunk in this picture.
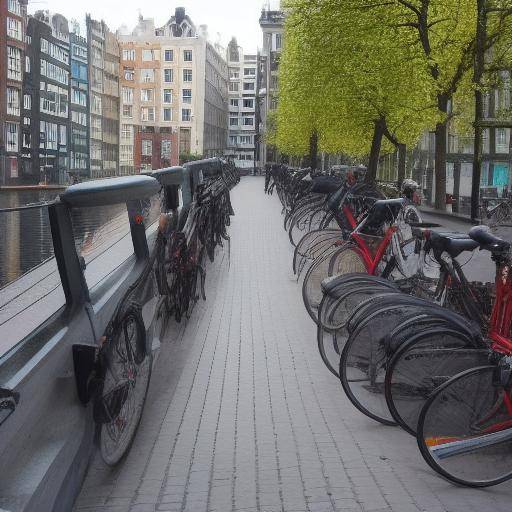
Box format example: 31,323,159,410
309,130,318,171
471,0,487,222
434,94,449,210
397,143,406,188
366,118,385,183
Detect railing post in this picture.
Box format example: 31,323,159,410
48,201,89,305
127,199,150,259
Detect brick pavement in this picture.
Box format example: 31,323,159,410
74,177,512,512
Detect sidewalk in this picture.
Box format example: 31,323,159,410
74,177,511,512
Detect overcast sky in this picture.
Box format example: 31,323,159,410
28,0,281,53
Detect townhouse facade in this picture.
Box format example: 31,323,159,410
1,0,28,184
70,32,89,179
225,38,257,172
86,15,120,178
258,8,285,167
117,8,228,173
22,12,71,185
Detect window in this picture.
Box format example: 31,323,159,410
122,86,133,104
229,82,239,92
229,135,237,146
141,89,154,102
244,68,256,77
182,89,192,104
7,87,20,116
182,109,191,122
8,0,21,15
243,82,254,91
183,69,192,82
243,99,254,108
72,89,86,106
72,111,87,126
40,121,58,150
230,99,239,107
5,122,18,152
25,56,30,73
7,46,21,81
161,139,171,160
276,33,282,50
229,69,239,79
40,38,69,64
120,144,133,162
163,108,172,121
496,128,510,153
59,125,67,147
7,18,22,41
122,49,135,60
40,59,69,85
40,84,68,117
183,50,192,62
229,117,238,126
23,93,31,110
141,140,152,156
141,107,155,121
23,131,31,149
164,49,173,62
243,116,254,126
124,68,134,81
240,135,252,144
164,68,173,83
140,69,155,83
142,49,156,61
163,89,172,103
121,124,133,139
123,105,133,118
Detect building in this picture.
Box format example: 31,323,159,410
1,0,27,184
117,8,228,173
86,15,120,178
70,30,89,179
22,11,71,185
225,38,257,172
258,7,285,166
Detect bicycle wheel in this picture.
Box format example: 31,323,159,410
417,365,512,487
302,245,366,324
97,307,152,466
385,328,487,435
339,300,445,425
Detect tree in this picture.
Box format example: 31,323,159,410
275,0,439,181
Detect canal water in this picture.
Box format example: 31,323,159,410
0,190,61,289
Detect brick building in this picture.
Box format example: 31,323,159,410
1,0,27,184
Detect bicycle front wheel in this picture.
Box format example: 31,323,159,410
418,365,512,487
98,308,152,466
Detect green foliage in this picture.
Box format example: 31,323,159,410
275,0,512,161
179,152,203,165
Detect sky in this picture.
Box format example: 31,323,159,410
27,0,282,53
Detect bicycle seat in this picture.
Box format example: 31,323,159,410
429,231,479,258
469,225,511,253
361,198,406,234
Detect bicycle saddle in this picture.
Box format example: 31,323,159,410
469,225,511,253
428,231,479,258
361,198,406,234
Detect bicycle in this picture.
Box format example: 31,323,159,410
416,226,512,487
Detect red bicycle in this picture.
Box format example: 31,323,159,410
302,198,423,323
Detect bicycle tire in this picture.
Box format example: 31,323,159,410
97,306,152,466
302,245,367,324
385,328,487,435
417,365,512,487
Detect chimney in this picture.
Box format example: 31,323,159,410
175,7,185,24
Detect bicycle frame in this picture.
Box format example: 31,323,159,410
349,226,398,275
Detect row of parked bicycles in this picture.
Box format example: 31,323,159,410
266,164,512,488
89,160,238,465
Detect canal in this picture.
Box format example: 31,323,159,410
0,190,61,289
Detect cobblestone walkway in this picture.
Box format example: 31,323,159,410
75,177,512,512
